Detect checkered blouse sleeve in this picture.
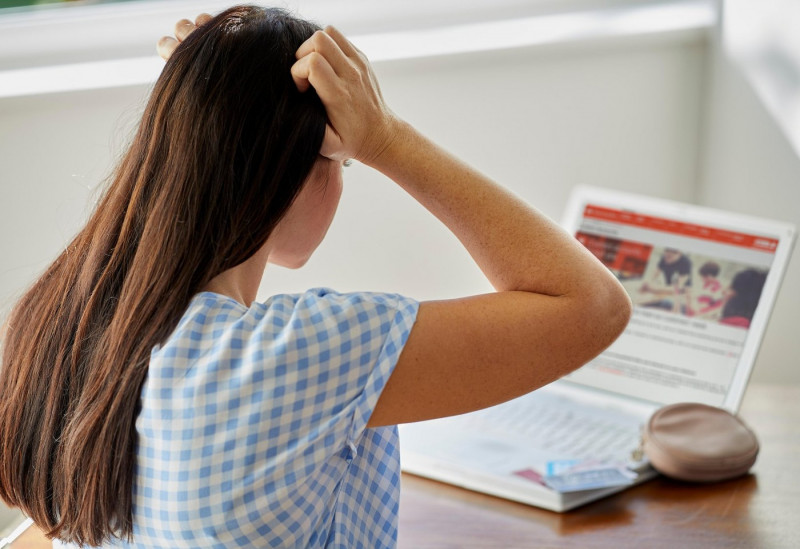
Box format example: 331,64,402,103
259,288,420,445
119,288,419,548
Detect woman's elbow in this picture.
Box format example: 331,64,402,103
605,278,633,338
579,277,633,357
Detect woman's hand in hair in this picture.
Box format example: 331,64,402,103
291,27,397,166
156,13,212,60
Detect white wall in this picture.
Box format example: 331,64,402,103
2,1,796,536
0,86,148,313
4,6,795,384
269,38,709,301
698,32,800,383
0,35,708,307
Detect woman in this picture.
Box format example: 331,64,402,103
0,6,631,548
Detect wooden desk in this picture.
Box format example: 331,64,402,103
11,383,800,548
397,383,800,548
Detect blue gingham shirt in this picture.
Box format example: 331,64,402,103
61,288,418,548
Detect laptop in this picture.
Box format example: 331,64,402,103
399,185,796,511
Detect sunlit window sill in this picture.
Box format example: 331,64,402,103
0,0,714,99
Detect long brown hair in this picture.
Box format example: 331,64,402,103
0,5,325,545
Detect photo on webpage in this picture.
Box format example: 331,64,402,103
576,232,769,330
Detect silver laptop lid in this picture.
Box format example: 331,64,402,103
560,186,796,412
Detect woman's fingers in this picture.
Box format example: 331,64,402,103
291,52,351,161
323,26,360,60
293,26,394,164
296,30,354,78
156,36,179,60
158,14,212,61
291,51,340,97
174,18,197,41
320,124,345,161
195,13,212,26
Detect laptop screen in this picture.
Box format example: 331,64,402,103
563,194,788,409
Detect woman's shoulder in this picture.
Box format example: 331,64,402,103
164,287,418,350
258,288,419,342
192,287,414,310
261,287,416,311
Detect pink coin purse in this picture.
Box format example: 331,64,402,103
643,402,759,482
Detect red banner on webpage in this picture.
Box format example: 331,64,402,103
584,205,778,253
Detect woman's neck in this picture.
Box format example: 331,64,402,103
202,244,271,307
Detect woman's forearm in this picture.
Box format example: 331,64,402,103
369,119,619,300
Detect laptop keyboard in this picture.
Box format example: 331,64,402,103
457,389,645,464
